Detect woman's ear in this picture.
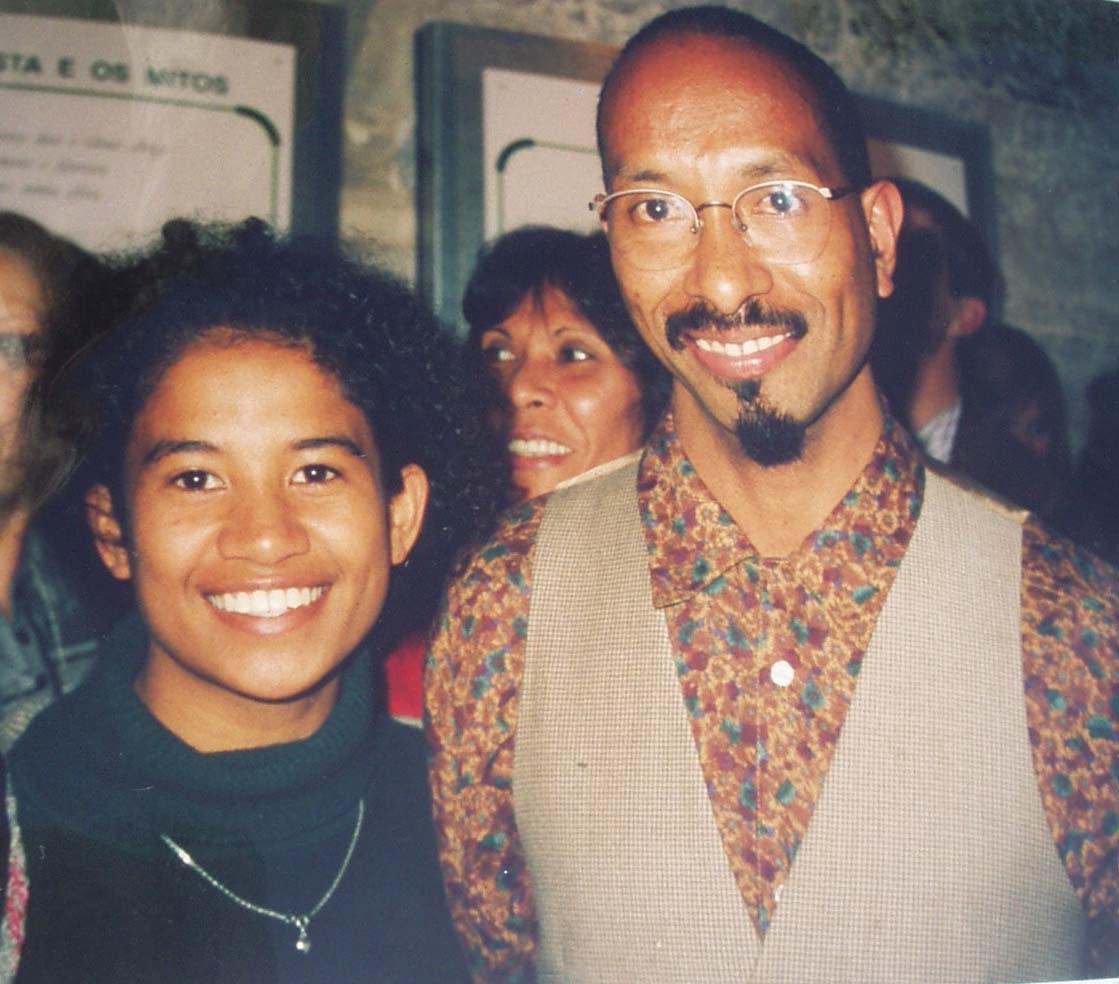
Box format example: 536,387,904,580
387,463,429,566
85,484,132,581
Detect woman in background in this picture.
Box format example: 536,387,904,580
384,226,669,724
463,225,669,501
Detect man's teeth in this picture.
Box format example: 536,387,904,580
508,438,573,457
206,585,326,618
694,333,789,357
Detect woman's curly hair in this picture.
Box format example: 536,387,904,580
76,217,507,648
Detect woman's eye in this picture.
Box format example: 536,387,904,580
292,464,340,485
559,345,592,364
482,344,515,365
172,470,220,491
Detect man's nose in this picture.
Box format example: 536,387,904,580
217,485,310,564
683,207,773,315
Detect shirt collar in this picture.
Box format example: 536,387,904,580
639,412,924,608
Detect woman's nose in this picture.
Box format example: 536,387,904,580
506,354,557,409
217,486,311,564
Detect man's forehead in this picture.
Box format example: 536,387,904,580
601,34,834,184
607,31,814,112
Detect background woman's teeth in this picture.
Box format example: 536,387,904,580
509,438,571,457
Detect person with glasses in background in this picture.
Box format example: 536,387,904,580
0,214,108,749
425,6,1119,982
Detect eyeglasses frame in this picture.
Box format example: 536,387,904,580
589,180,859,264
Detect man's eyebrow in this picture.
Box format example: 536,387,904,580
610,152,825,189
293,436,368,460
140,439,217,467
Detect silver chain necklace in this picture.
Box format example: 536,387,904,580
161,798,365,954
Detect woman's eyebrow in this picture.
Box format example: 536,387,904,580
292,436,368,460
139,439,216,467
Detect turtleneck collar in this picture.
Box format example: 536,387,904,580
10,612,379,853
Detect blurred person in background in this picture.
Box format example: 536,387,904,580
952,322,1073,522
871,176,998,464
0,213,107,748
871,180,1073,522
1060,369,1119,563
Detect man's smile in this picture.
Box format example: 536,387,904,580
694,330,795,358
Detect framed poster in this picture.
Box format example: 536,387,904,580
416,21,614,329
860,95,996,254
416,21,996,334
0,1,343,250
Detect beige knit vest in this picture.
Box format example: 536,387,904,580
514,461,1084,983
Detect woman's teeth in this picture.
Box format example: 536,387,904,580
508,438,573,457
206,585,325,618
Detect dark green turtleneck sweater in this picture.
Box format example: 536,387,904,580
8,614,468,984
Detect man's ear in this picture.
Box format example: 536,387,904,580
387,463,429,566
85,484,131,581
948,296,987,338
861,180,904,300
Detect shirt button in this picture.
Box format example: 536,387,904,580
770,660,795,687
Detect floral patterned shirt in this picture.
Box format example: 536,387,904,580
426,413,1119,983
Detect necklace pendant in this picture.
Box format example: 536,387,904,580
294,917,311,954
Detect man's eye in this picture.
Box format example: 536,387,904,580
630,195,688,225
757,187,805,216
292,464,340,485
559,345,592,364
172,470,220,491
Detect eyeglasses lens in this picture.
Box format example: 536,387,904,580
601,183,832,271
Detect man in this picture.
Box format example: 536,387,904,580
871,177,997,464
0,213,104,747
426,8,1119,982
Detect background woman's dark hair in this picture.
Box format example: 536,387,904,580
462,225,670,436
74,217,506,651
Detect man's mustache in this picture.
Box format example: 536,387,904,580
665,299,808,350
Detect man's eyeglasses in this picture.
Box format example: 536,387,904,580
589,180,857,271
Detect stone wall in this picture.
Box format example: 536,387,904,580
341,0,1119,447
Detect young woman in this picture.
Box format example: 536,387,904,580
3,220,501,983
